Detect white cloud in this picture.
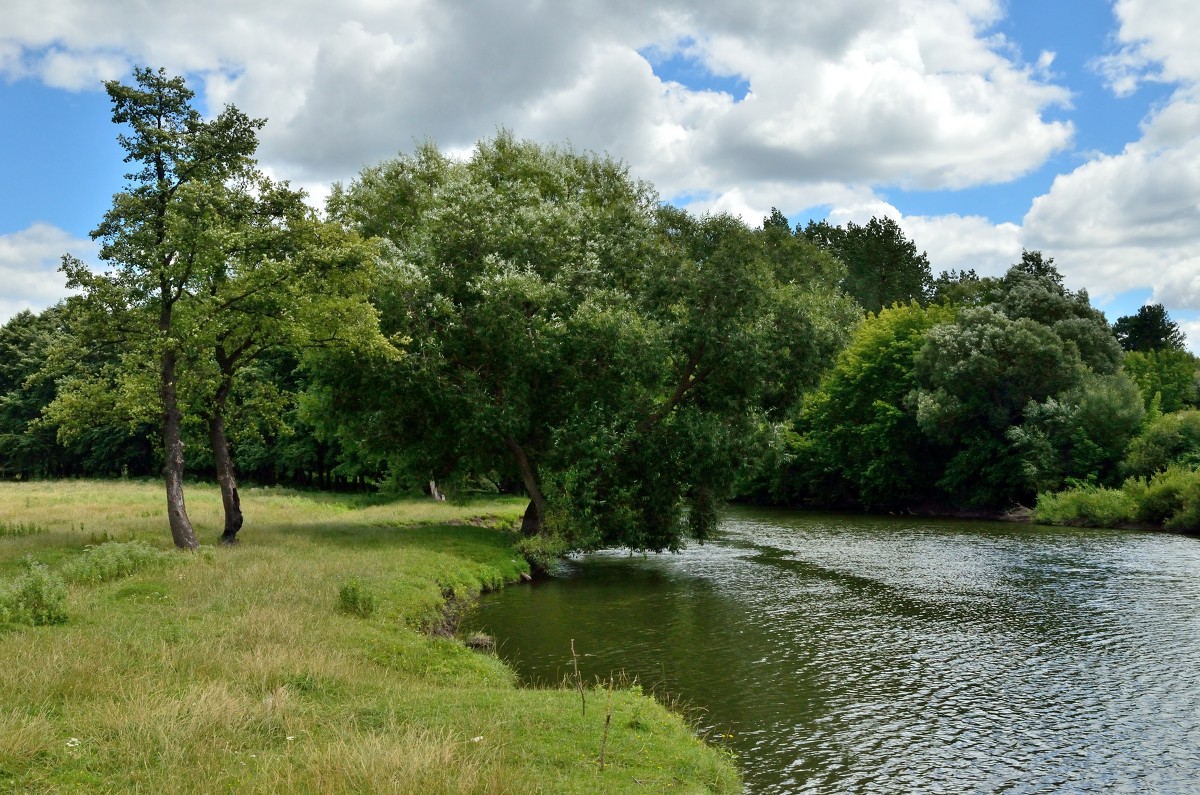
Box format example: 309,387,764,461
900,214,1022,277
0,224,94,322
1021,0,1200,315
1,0,1073,206
1178,317,1200,355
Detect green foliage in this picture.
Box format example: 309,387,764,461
914,306,1084,506
802,216,932,313
1122,409,1200,478
908,253,1126,508
930,268,999,307
791,301,953,506
512,531,572,575
61,541,176,585
1008,372,1145,492
337,577,378,617
1122,349,1199,413
1039,466,1200,531
317,133,857,552
1032,484,1138,527
1124,466,1200,528
1,559,68,626
1113,303,1186,352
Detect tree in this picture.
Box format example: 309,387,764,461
183,179,383,543
801,216,932,313
317,134,857,556
1122,409,1200,478
60,68,382,547
1114,304,1186,352
912,253,1126,507
60,68,264,548
791,301,955,507
931,268,997,307
1121,349,1199,413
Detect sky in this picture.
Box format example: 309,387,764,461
2,0,1199,351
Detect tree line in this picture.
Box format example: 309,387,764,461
3,68,1198,555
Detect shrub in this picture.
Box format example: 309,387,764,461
1033,484,1137,527
338,578,377,618
512,533,569,576
1123,409,1200,478
1125,467,1192,525
2,559,68,626
61,540,174,584
1163,469,1200,532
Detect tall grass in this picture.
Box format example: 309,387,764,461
0,480,739,793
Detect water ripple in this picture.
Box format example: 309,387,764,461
469,509,1200,793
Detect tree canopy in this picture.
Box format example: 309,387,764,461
1114,303,1186,352
315,134,857,558
801,216,932,313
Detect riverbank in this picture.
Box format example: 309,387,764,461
0,480,739,793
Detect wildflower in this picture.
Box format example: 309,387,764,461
66,737,81,748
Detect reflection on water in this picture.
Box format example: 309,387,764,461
465,509,1200,793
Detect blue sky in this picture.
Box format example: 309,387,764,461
2,0,1199,349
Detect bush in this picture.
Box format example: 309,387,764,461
2,559,68,626
337,578,377,618
1033,484,1137,527
1123,409,1200,478
61,540,174,584
512,533,570,576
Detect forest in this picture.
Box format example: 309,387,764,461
3,68,1200,555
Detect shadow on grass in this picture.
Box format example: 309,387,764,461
293,521,520,559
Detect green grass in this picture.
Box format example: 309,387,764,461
0,480,739,793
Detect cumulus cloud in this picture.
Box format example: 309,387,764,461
1022,0,1200,312
1,0,1071,204
27,0,1192,321
0,224,95,322
1178,317,1200,355
900,214,1022,277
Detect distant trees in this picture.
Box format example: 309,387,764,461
790,302,954,508
801,216,932,313
783,252,1141,510
1114,303,1186,352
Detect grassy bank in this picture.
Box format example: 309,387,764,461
0,480,739,793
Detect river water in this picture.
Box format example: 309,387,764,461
465,508,1200,793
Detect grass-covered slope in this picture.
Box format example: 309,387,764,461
0,481,739,793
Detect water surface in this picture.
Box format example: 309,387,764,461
466,509,1200,793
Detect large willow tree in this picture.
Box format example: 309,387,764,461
316,133,857,558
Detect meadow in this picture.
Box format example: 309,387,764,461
0,480,738,793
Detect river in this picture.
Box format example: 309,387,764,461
465,508,1200,793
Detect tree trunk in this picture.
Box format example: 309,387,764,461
209,410,243,545
207,353,244,545
504,435,546,536
161,348,198,550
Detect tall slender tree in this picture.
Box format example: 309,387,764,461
61,68,383,547
63,68,263,549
